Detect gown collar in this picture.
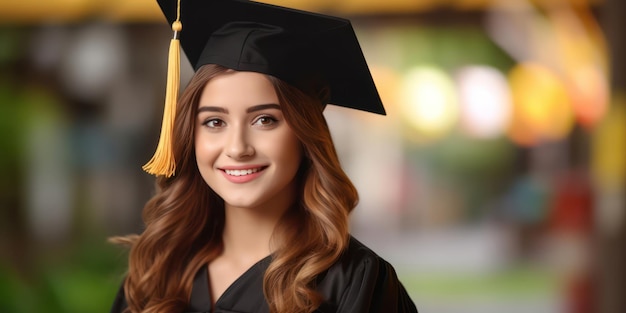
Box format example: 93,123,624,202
187,255,273,313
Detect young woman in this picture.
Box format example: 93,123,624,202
110,0,418,312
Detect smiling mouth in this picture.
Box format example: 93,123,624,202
223,167,267,177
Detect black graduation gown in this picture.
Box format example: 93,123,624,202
110,236,418,313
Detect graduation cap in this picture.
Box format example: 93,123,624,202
144,0,384,177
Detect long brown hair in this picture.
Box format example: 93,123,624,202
117,64,358,313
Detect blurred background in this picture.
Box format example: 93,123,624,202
0,0,624,312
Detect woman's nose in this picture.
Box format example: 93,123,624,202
224,127,254,159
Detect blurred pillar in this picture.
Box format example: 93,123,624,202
599,0,626,312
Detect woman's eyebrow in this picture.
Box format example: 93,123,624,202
197,104,281,115
246,103,281,113
197,106,228,114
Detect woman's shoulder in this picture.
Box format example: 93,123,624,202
346,236,384,259
315,235,383,298
336,235,400,274
317,235,418,313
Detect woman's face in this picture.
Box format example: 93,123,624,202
194,71,303,212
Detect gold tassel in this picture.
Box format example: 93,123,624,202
143,2,182,177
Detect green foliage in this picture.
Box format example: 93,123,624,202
0,237,126,313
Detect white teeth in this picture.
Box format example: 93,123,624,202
224,168,262,176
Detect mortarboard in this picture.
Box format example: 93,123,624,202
144,0,384,177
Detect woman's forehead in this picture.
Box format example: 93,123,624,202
199,71,279,111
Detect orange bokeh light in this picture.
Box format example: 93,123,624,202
508,62,575,146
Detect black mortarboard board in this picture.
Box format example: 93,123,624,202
156,0,385,115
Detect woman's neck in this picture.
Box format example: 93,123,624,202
221,207,276,262
219,181,297,264
221,202,292,264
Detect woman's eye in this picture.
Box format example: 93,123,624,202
204,119,225,128
254,115,278,126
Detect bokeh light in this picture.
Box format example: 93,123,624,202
568,65,609,128
455,65,512,139
400,65,458,143
508,62,575,146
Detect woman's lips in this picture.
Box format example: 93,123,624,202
219,166,267,183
